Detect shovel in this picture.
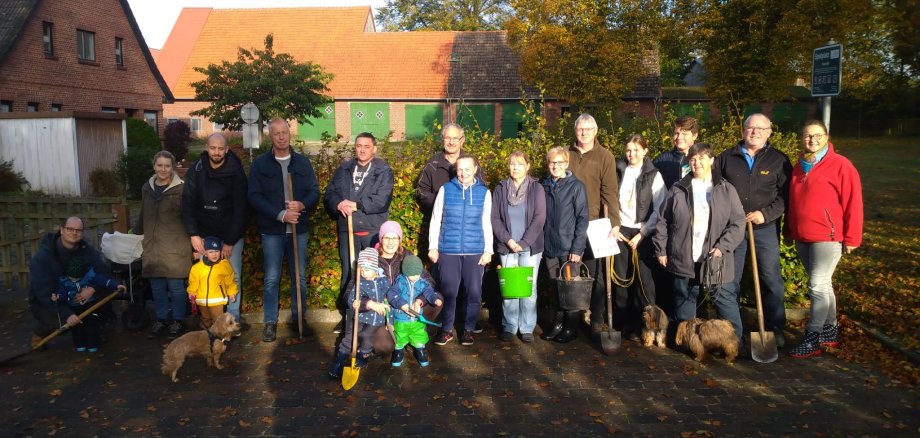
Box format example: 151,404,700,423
403,307,442,327
342,215,361,390
289,174,304,339
0,289,121,365
748,222,778,363
599,205,622,355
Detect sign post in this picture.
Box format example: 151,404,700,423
240,103,261,161
812,43,842,132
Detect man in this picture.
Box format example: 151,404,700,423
28,217,111,347
249,119,321,342
416,123,485,214
654,116,699,189
323,132,394,333
182,133,248,326
567,113,620,338
715,113,792,347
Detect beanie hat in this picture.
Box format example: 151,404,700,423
402,254,423,277
204,236,223,252
66,257,88,278
358,248,378,270
379,220,403,241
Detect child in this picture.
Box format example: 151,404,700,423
329,248,391,379
386,254,442,367
187,236,237,329
55,257,125,352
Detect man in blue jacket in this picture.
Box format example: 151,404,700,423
323,132,394,333
249,119,320,342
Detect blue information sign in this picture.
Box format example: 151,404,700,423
812,44,842,97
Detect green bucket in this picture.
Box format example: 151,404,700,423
498,266,534,299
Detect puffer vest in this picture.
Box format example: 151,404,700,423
439,177,488,254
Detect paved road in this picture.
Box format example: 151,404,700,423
1,289,917,437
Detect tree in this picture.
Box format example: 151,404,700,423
118,119,161,200
190,34,333,131
377,0,511,31
163,120,191,163
506,0,656,109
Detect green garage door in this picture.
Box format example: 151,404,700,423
405,104,443,139
457,104,495,136
501,102,526,139
671,102,710,124
351,103,390,141
298,103,336,141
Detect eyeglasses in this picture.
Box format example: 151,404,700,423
548,161,568,167
744,126,772,133
444,137,464,143
575,127,596,133
804,134,826,141
381,236,400,242
63,227,84,233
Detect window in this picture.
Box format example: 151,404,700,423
42,22,54,56
125,108,136,117
166,118,178,125
27,102,38,112
114,37,124,67
190,118,202,132
143,111,158,130
101,107,118,113
51,103,62,112
1,101,12,112
77,30,95,62
212,122,224,132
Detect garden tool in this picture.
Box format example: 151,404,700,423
342,214,362,390
404,307,443,327
600,206,622,355
289,174,304,339
748,222,778,363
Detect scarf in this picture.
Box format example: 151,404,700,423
506,176,532,206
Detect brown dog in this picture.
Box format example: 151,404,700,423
161,313,240,382
675,318,739,364
641,305,668,348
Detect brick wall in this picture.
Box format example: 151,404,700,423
0,0,166,133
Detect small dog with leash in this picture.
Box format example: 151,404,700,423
675,317,739,364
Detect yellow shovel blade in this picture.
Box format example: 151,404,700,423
341,357,360,390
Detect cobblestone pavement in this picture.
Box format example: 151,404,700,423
1,290,917,437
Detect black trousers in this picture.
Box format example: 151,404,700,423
612,226,657,333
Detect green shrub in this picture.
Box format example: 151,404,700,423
89,167,123,197
118,119,160,199
0,158,29,192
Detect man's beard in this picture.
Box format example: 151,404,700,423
209,156,225,167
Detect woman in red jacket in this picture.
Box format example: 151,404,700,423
787,120,863,358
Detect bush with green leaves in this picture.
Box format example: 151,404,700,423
163,120,191,163
89,167,123,197
0,158,29,192
118,119,160,199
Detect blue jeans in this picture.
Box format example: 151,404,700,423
796,241,843,334
730,223,786,332
149,277,187,321
261,232,309,324
499,251,542,335
674,263,743,343
224,239,244,320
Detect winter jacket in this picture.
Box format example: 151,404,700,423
187,258,237,307
181,150,249,244
56,267,120,307
248,149,320,235
653,148,688,189
430,177,492,254
491,176,546,255
542,172,589,258
715,142,791,229
417,152,487,214
28,233,111,319
376,246,436,285
387,275,440,323
568,144,621,227
135,173,193,278
654,174,745,279
616,157,664,234
344,271,391,326
323,157,394,233
788,143,863,247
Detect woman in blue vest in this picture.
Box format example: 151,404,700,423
428,153,493,347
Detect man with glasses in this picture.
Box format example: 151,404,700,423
715,113,792,348
323,132,394,334
28,217,112,348
417,123,485,214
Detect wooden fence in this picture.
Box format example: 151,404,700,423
0,197,125,289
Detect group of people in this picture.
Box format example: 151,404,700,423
27,112,862,363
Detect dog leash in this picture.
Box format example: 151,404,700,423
697,253,725,311
609,246,653,306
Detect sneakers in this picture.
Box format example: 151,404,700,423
460,331,475,346
521,333,535,343
333,318,345,334
473,323,484,334
262,323,277,343
819,324,839,347
789,332,821,358
147,320,167,339
434,331,454,346
499,331,514,342
167,321,184,340
391,349,405,367
414,348,430,367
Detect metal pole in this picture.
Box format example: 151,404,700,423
822,96,832,134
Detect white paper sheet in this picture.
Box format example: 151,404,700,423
586,218,620,258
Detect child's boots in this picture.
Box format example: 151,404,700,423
328,352,350,379
414,347,430,367
391,348,404,367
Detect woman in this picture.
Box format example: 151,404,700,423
376,220,441,319
614,134,665,339
787,120,863,358
541,147,589,344
491,151,546,343
653,143,745,343
135,151,193,340
428,153,493,347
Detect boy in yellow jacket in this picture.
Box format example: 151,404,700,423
188,236,238,329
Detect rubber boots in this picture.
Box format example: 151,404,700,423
327,352,350,379
554,311,581,344
542,311,565,341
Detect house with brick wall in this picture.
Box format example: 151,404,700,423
156,6,660,142
0,0,173,134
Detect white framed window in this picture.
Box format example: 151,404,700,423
167,118,179,125
212,122,224,132
114,37,123,67
143,111,158,130
77,30,95,61
190,118,202,132
42,22,54,56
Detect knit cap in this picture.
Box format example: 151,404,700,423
402,254,423,277
204,236,223,252
358,247,378,270
379,220,403,240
